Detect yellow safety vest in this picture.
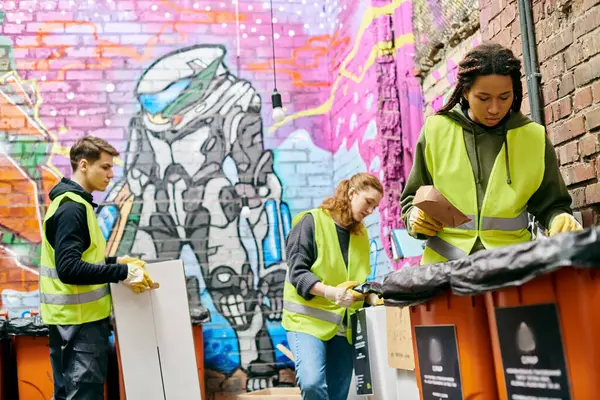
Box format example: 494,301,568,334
282,208,371,343
421,115,545,265
39,192,112,325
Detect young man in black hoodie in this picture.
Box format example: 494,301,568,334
39,136,158,400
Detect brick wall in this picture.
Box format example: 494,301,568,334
421,31,482,117
479,0,600,226
421,0,600,227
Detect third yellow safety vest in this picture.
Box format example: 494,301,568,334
421,115,546,265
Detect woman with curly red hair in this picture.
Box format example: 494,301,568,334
282,172,383,400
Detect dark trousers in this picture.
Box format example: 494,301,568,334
49,318,110,400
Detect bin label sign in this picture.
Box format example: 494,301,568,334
352,310,374,396
414,325,464,400
495,303,571,400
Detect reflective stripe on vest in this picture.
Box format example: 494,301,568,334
426,210,530,260
458,216,477,230
480,210,529,231
39,266,59,278
39,265,110,305
426,236,467,260
40,286,110,306
283,301,343,325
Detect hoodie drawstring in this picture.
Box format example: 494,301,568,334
471,127,482,184
503,126,512,185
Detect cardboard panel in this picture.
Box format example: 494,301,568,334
111,260,202,399
111,277,164,399
147,260,202,399
386,306,415,371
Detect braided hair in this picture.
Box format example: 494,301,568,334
437,42,523,115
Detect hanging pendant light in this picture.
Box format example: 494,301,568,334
269,0,286,123
272,90,285,123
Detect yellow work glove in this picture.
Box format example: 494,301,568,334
124,266,159,292
118,256,145,268
120,256,159,293
337,281,365,301
548,213,583,236
409,206,443,236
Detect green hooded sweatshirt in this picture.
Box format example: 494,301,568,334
400,104,573,253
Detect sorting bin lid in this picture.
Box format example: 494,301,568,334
382,262,451,307
451,226,600,296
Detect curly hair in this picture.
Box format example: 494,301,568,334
437,42,523,114
319,172,383,235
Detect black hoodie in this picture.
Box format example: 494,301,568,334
45,178,129,285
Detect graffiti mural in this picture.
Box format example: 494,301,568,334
0,0,427,395
96,44,293,391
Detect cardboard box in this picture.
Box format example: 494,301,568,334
414,185,471,228
237,387,301,399
386,306,415,371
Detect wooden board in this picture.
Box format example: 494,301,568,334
111,260,202,399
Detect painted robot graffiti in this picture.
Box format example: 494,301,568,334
99,45,292,391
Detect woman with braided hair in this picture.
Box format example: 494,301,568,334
400,42,582,265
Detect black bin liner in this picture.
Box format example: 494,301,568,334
6,315,49,337
353,281,383,296
382,262,451,307
451,226,600,296
3,307,209,337
0,319,6,339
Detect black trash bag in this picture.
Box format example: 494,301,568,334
382,262,450,307
6,315,49,337
353,281,383,296
0,319,6,340
190,305,210,325
451,226,600,296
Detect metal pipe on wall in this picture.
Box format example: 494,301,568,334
517,0,544,124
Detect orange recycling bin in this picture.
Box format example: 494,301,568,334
485,267,600,399
13,335,111,400
10,313,112,400
13,335,55,399
0,313,8,400
410,291,499,399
